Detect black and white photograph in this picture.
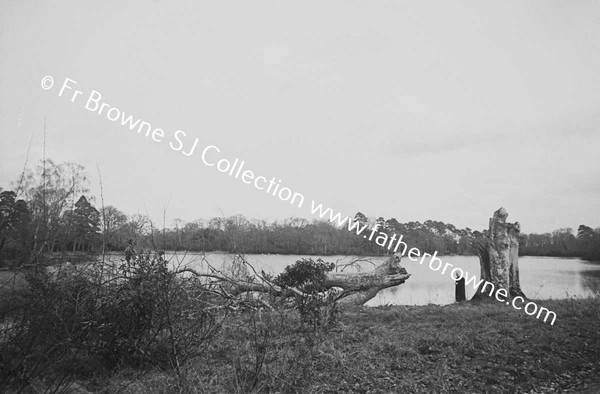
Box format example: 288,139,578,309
1,1,599,393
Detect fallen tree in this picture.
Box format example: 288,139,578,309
176,254,411,307
0,252,409,392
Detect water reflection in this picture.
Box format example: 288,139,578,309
581,267,600,295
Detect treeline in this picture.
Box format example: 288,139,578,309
1,159,599,266
520,226,600,260
144,215,475,256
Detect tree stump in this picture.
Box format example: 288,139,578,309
473,208,525,299
455,275,466,302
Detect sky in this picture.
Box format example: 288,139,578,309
1,0,599,234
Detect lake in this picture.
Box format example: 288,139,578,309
160,253,600,306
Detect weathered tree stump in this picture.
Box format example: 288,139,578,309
473,208,525,299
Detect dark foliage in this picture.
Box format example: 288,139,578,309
274,258,335,292
0,254,223,392
274,258,339,332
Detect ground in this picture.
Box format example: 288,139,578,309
81,297,600,394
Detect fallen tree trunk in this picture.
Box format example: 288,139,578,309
326,254,410,305
177,254,410,307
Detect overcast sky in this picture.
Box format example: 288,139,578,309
1,0,599,234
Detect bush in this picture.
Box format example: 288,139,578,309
0,254,224,392
274,258,339,331
0,256,343,392
274,258,335,292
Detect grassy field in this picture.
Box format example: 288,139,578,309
81,297,600,394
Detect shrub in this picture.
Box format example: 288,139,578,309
274,258,334,292
274,258,339,331
0,254,224,391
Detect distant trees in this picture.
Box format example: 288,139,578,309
0,190,31,262
140,213,476,256
2,191,599,262
100,206,128,250
66,196,101,252
354,212,368,226
143,215,599,261
0,160,116,265
121,213,151,246
19,160,90,257
1,159,599,265
577,225,600,260
0,160,93,265
519,226,600,259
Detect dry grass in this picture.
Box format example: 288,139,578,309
78,296,600,394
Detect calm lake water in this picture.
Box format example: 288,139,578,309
159,253,600,306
